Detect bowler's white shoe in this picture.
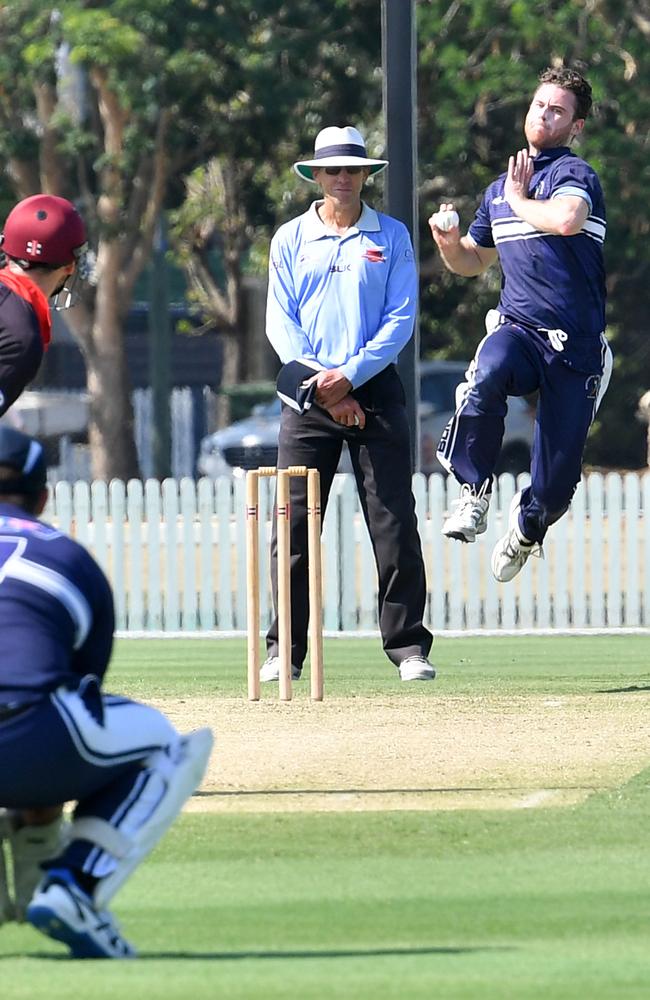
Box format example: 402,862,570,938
259,656,301,682
399,656,436,682
491,492,543,582
442,483,490,542
27,873,135,959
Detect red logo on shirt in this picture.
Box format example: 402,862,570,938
362,249,386,263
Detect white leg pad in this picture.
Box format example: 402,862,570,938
93,728,213,908
0,836,12,924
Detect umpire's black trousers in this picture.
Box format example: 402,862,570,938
266,365,433,670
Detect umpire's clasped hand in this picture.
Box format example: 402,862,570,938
327,397,366,429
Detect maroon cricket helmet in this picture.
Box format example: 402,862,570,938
1,194,87,267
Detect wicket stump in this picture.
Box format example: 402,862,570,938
246,466,323,702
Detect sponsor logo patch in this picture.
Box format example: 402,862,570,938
362,248,386,263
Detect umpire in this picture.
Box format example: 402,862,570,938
262,125,434,684
0,427,213,958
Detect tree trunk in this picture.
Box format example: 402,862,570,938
79,246,140,481
215,327,242,429
85,350,140,482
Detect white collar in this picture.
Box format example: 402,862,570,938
302,201,381,241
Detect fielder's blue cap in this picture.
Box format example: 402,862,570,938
0,426,47,495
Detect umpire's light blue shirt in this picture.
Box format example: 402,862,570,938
266,201,417,389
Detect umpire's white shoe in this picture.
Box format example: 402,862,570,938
442,483,490,542
27,873,136,959
399,656,436,681
259,656,301,682
491,492,543,582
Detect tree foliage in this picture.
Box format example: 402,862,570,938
170,0,382,425
0,0,383,469
1,0,253,477
0,0,648,473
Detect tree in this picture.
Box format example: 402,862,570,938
171,0,383,428
0,0,384,471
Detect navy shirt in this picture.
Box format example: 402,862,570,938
0,503,114,701
469,146,607,373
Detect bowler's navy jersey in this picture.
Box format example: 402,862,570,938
469,146,606,373
0,503,114,701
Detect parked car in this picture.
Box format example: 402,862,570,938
197,361,536,478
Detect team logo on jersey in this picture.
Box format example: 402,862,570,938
492,196,507,205
362,248,386,263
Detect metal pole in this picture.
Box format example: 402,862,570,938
149,214,172,479
381,0,420,471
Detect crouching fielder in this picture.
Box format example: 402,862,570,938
0,427,213,959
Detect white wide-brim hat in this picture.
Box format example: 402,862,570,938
293,126,388,183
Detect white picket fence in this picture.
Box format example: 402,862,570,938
44,471,650,634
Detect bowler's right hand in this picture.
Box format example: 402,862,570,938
428,202,460,247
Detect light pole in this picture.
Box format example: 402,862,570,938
381,0,420,471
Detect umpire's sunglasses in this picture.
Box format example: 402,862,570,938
323,165,364,175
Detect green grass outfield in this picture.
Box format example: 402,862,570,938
2,635,650,999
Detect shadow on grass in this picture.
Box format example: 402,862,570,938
596,684,650,693
12,944,514,961
194,785,594,798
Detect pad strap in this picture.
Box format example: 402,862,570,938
71,817,132,859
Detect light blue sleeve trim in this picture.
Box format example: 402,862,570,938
552,185,592,213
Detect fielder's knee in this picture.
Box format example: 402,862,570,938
72,728,213,909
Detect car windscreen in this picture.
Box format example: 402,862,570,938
419,370,466,412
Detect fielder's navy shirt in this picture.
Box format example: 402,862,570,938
468,146,607,373
0,502,114,701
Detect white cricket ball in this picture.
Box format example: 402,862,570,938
433,209,459,232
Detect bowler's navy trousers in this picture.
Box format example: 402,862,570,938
437,321,612,543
